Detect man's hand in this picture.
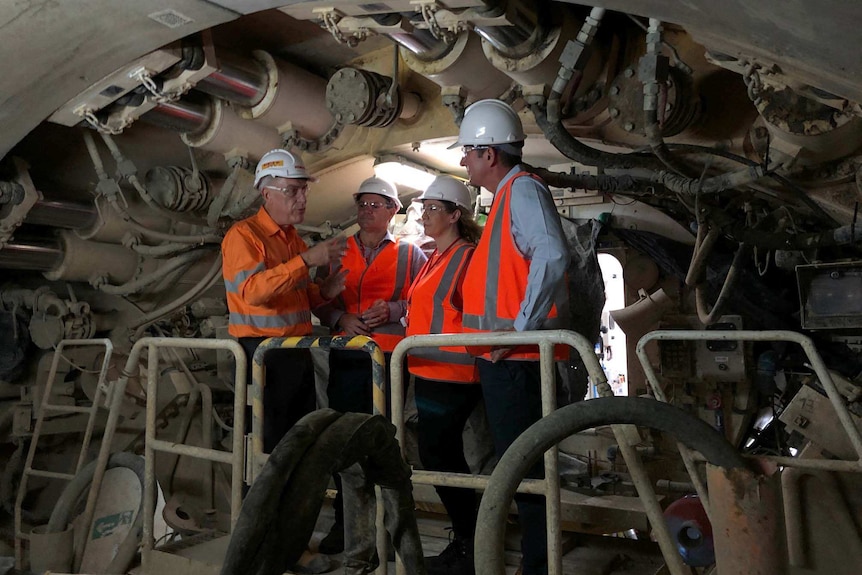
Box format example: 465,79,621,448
361,299,389,329
337,313,371,336
319,268,348,300
301,236,347,268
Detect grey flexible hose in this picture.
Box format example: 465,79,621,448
475,396,749,575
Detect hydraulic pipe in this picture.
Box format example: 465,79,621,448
473,0,539,59
142,97,213,134
0,239,64,271
372,13,450,61
24,198,98,230
195,51,268,107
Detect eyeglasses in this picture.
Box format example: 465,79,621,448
265,184,308,199
356,200,393,210
420,204,445,215
461,145,489,156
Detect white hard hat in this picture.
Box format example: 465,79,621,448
354,177,403,209
418,176,473,212
447,99,526,149
254,149,316,188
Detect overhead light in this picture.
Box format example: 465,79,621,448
373,155,437,192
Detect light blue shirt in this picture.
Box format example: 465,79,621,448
497,165,570,331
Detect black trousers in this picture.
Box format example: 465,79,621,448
478,358,550,575
414,376,483,542
239,336,316,454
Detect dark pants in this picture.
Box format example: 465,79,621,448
478,358,549,575
414,377,483,542
239,337,316,454
327,348,409,524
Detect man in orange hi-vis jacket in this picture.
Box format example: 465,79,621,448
222,148,347,454
454,100,570,575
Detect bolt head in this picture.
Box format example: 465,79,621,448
609,85,620,96
624,122,635,131
609,108,620,118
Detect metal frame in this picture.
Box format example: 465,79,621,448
14,338,113,568
637,330,862,473
137,337,246,568
390,329,691,575
248,335,392,574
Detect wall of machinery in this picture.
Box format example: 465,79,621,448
2,2,862,571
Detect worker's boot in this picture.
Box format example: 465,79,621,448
424,537,474,575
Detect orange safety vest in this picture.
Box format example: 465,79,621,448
462,171,568,361
406,240,478,383
223,207,322,338
335,235,417,352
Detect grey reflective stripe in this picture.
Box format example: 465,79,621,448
229,310,311,328
409,348,475,365
390,242,412,300
462,189,509,331
224,263,266,293
428,244,472,334
462,314,515,331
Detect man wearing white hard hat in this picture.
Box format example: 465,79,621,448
455,100,570,575
314,176,426,555
223,149,347,455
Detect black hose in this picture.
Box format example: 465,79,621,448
221,409,423,575
475,396,749,575
531,104,661,170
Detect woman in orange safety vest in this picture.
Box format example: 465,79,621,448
404,176,484,573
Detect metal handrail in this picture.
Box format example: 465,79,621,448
390,329,691,575
248,335,391,575
248,335,386,479
138,337,246,568
637,330,862,473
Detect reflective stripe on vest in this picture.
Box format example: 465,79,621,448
336,237,414,352
224,263,265,293
228,309,312,329
462,171,565,360
407,241,478,382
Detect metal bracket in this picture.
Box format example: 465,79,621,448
282,119,345,154
0,158,41,250
314,7,368,47
411,0,458,44
75,107,127,135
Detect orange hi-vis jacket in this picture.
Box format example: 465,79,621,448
462,171,567,361
405,239,478,383
222,207,325,338
335,235,419,352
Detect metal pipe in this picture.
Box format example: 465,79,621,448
781,466,806,567
372,13,450,61
707,466,787,574
195,51,268,107
540,341,562,575
637,330,862,472
473,0,541,59
0,238,63,271
96,248,210,296
142,97,213,134
197,382,214,511
25,198,98,230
